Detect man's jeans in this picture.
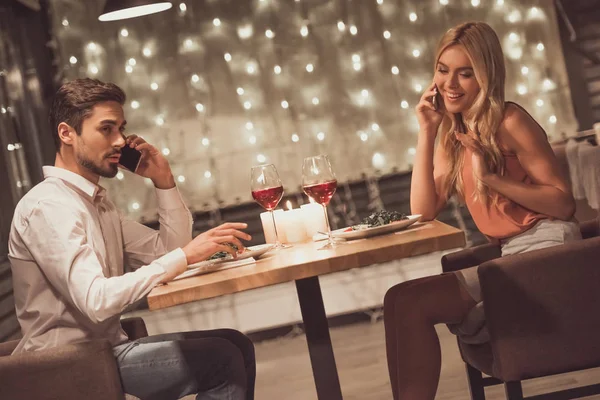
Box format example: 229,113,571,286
113,329,256,400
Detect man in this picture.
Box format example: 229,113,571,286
8,78,256,399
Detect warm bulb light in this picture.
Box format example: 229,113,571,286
409,12,417,22
291,134,300,142
349,25,358,35
213,18,221,27
391,66,399,75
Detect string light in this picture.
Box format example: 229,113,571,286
120,28,129,37
536,99,544,107
349,25,358,35
372,153,385,169
312,97,320,105
161,147,170,155
439,0,448,5
507,10,521,23
409,12,417,22
317,132,325,141
131,100,140,109
143,47,152,57
361,89,369,97
195,103,205,112
383,30,391,39
542,78,555,91
125,65,133,73
89,64,99,75
61,18,69,27
471,0,480,7
246,63,256,74
300,25,309,37
274,65,282,74
306,63,314,72
257,154,266,163
116,171,124,180
371,123,380,131
7,144,15,151
249,135,257,144
497,0,504,5
517,84,528,95
87,42,97,51
246,121,254,130
202,138,210,146
337,21,345,32
352,54,361,63
150,82,159,90
281,100,289,109
291,133,299,142
360,132,369,141
377,0,383,4
128,58,136,66
549,115,557,124
204,170,212,178
131,202,140,210
179,3,187,12
191,74,200,83
537,42,545,51
353,63,361,71
69,56,78,64
509,32,519,42
414,83,423,92
521,66,529,75
244,101,252,110
177,175,186,183
401,100,409,109
391,66,399,75
156,117,165,126
265,29,275,38
236,87,244,95
412,49,421,58
408,147,417,155
184,39,193,49
213,18,221,27
224,53,232,62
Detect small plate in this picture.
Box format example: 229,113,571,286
187,243,275,269
331,214,422,240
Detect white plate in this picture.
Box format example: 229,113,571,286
331,214,422,240
187,243,275,269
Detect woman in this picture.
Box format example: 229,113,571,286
384,22,579,399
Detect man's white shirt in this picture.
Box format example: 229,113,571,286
8,166,192,353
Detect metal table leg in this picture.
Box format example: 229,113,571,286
295,276,343,400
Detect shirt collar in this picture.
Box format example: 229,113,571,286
42,166,103,201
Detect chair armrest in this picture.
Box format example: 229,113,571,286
0,339,124,400
441,243,501,273
580,217,600,239
479,236,600,382
121,317,148,340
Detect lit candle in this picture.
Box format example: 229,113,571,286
260,209,287,244
300,198,328,238
283,201,309,243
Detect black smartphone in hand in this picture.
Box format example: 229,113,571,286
119,145,142,173
432,85,438,111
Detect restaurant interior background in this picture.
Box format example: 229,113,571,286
0,0,598,342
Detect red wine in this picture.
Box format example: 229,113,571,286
252,186,284,210
303,180,337,205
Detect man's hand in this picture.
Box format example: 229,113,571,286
124,135,175,189
182,223,252,265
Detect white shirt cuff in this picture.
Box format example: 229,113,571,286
155,248,188,282
155,186,187,210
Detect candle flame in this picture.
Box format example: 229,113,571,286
286,200,293,210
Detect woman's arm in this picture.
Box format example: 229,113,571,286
481,104,575,220
410,136,451,221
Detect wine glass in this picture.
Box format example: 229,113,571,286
251,164,291,249
302,155,340,250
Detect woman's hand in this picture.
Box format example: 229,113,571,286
455,132,492,182
415,82,444,140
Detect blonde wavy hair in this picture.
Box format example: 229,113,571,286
436,22,506,207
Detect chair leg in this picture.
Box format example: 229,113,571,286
465,363,486,400
504,381,523,400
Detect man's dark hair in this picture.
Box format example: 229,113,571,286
49,78,126,151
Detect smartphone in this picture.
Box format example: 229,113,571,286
432,86,438,111
119,145,142,173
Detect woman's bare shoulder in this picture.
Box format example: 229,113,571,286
498,102,546,152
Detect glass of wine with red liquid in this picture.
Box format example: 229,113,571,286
302,155,340,250
250,164,291,249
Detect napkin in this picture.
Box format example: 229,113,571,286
174,257,256,281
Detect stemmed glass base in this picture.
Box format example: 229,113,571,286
317,204,344,250
269,210,292,250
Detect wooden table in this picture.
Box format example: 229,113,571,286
148,220,465,399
